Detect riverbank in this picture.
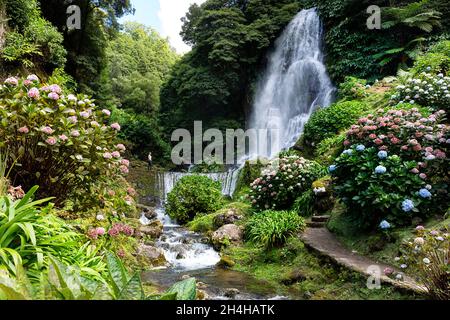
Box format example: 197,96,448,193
127,163,423,300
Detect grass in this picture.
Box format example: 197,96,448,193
224,237,421,300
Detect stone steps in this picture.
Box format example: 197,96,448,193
306,215,330,228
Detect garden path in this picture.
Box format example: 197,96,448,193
300,228,428,294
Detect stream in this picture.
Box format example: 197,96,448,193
140,177,286,300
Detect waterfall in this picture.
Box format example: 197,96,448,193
249,8,335,159
153,8,334,199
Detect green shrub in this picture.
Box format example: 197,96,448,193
303,101,368,147
338,76,369,100
0,75,129,202
166,175,223,224
293,190,315,217
315,133,346,165
413,40,450,75
245,210,305,249
249,156,325,211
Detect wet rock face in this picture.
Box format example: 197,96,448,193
224,288,240,299
213,210,243,229
136,244,166,266
211,224,243,250
137,204,158,220
138,220,163,239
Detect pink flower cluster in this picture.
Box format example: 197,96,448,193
87,227,106,240
345,109,449,163
108,223,134,237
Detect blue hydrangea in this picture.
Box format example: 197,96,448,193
342,149,353,156
356,145,366,152
378,151,388,159
328,165,337,173
379,220,391,230
402,199,415,212
375,165,387,174
419,188,432,199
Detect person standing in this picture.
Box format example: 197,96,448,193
147,152,153,170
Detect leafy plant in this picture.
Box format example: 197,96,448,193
245,210,305,249
338,77,368,100
412,40,450,75
166,175,223,224
303,101,368,147
0,253,198,300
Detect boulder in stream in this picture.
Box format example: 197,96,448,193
138,220,163,239
213,209,243,229
211,224,243,250
136,244,166,266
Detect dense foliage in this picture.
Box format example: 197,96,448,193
245,210,305,249
0,75,129,201
1,0,66,70
303,101,368,147
166,175,223,224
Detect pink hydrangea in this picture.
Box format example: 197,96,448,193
121,159,130,167
80,111,90,118
59,135,68,141
102,109,111,116
71,130,80,137
68,116,78,124
96,227,106,236
4,77,18,86
18,126,29,134
120,165,129,174
27,87,40,99
48,92,59,100
41,126,54,134
49,84,62,94
27,74,39,82
111,151,121,158
23,80,32,86
45,137,57,145
103,152,112,159
67,94,77,102
110,123,121,131
91,121,99,127
116,144,126,151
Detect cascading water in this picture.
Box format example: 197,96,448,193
249,8,334,159
143,9,334,297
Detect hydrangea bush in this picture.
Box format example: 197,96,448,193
392,73,450,111
397,227,449,300
332,106,449,229
249,156,325,211
0,75,129,201
330,146,440,228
